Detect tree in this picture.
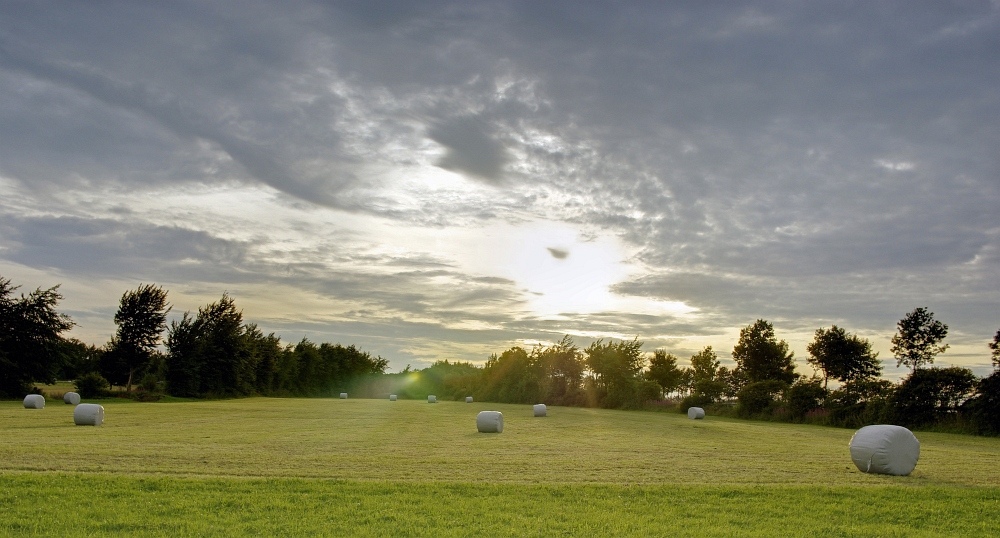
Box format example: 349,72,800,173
646,349,682,398
537,336,585,405
732,320,797,385
689,346,725,402
989,329,1000,370
0,277,75,397
585,338,648,409
104,284,171,392
890,307,948,372
806,326,882,388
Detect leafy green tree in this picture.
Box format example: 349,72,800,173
732,320,797,385
585,338,647,408
537,336,585,405
481,346,542,404
806,326,882,388
164,312,201,397
890,307,948,372
646,349,682,398
103,284,170,392
0,277,75,397
689,346,725,402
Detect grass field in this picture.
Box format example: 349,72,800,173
2,397,998,536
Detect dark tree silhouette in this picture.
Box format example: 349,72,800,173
891,307,948,372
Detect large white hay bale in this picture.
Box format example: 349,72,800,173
23,394,45,409
339,393,348,399
427,395,437,403
64,392,81,405
687,407,705,419
73,403,105,426
533,403,547,417
477,411,503,433
389,394,397,401
465,396,473,403
849,425,920,476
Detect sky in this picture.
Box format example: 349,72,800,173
1,1,998,378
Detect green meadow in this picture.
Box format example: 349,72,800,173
2,398,998,536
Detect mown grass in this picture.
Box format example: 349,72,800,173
2,398,999,536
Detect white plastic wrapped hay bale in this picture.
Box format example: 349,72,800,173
849,425,920,476
687,407,705,419
73,403,105,426
466,396,473,403
340,393,348,399
389,394,397,401
64,392,81,405
533,403,547,417
427,395,437,403
476,411,503,433
23,394,45,409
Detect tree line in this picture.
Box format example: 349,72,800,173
0,277,387,400
2,275,999,436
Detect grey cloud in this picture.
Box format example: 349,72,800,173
428,115,510,185
2,214,251,281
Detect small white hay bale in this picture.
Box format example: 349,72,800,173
427,395,437,403
476,411,503,433
23,394,45,409
64,392,81,405
687,407,705,419
533,403,547,417
465,396,473,403
339,393,348,399
389,394,398,401
73,403,105,426
849,425,920,476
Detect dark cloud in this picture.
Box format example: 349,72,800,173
547,248,569,260
428,115,509,185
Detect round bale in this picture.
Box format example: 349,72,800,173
339,393,348,399
428,395,437,403
23,394,45,409
687,407,706,419
64,392,81,405
73,403,105,426
533,403,547,417
849,424,920,476
476,411,504,433
389,394,398,401
465,396,473,403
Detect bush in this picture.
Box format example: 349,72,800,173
969,371,1000,436
74,372,109,399
786,379,828,421
736,380,788,418
890,367,977,429
679,393,714,413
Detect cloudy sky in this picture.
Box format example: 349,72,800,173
2,1,998,377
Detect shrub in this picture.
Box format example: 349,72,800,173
736,380,788,418
786,379,828,421
969,371,1000,436
679,393,714,413
74,372,109,399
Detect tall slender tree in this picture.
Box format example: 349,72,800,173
890,307,948,372
105,284,170,391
